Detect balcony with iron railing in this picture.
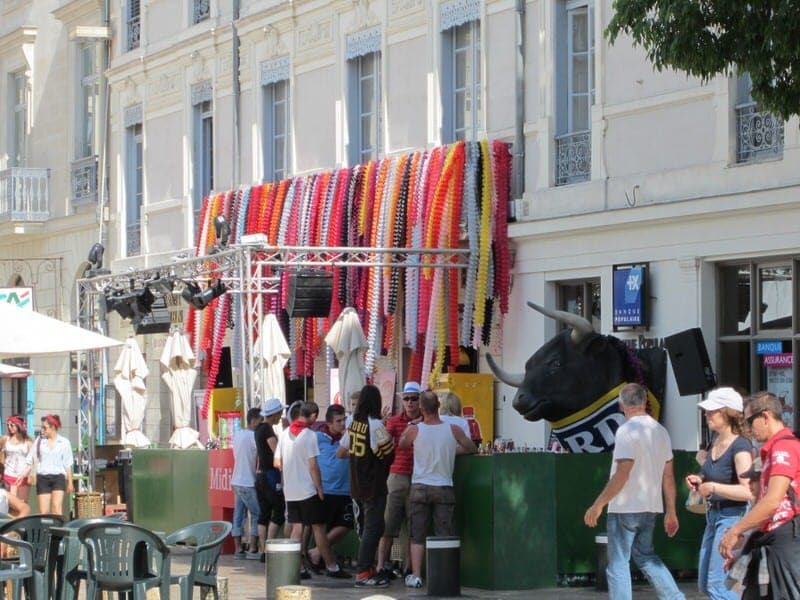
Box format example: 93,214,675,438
127,15,140,51
555,130,591,186
71,155,98,208
736,102,784,164
0,167,50,222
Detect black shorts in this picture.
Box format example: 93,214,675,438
286,495,326,526
322,494,355,530
255,471,286,526
36,474,66,494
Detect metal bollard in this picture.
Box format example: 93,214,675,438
595,534,608,591
426,536,460,596
266,540,302,600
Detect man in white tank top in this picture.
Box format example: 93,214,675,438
398,390,477,588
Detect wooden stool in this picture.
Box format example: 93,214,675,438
275,585,311,600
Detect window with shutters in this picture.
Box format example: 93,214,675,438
127,0,140,51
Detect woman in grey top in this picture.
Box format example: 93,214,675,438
22,414,74,516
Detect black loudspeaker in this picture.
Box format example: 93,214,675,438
214,346,233,388
286,270,333,318
664,328,717,395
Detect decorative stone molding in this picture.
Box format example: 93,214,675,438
263,25,288,59
191,80,212,105
352,0,378,30
148,72,179,98
345,26,381,60
124,104,143,128
260,56,290,86
440,0,481,31
389,0,423,17
190,50,208,84
296,20,332,51
217,52,233,76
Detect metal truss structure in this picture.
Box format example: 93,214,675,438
75,242,468,487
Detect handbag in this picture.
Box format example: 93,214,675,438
685,488,708,514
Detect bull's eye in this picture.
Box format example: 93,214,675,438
549,359,561,369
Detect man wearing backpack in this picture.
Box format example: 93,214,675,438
720,391,800,598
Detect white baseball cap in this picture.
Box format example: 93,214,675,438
697,387,743,412
260,398,283,417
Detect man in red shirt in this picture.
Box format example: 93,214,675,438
376,381,421,580
720,391,800,598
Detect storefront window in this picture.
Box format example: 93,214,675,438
718,260,796,431
759,265,792,330
558,280,600,331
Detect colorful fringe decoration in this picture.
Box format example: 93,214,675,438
193,140,512,400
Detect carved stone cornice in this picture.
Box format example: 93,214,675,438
51,0,104,28
0,26,37,57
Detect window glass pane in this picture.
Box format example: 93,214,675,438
361,54,375,77
360,78,374,114
455,50,467,89
571,96,589,131
275,80,287,102
455,23,470,49
360,115,372,150
274,102,286,132
759,266,792,329
718,342,751,396
720,265,751,335
561,284,583,316
572,55,589,93
274,138,285,171
455,91,466,129
571,9,588,52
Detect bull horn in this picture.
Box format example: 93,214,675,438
527,301,594,344
486,353,524,388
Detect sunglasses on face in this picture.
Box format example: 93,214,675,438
746,411,764,426
403,397,419,402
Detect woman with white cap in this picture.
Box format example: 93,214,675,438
685,387,753,600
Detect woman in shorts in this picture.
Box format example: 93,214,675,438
0,415,33,501
22,414,74,515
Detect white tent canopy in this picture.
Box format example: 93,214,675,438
0,302,122,357
0,363,31,378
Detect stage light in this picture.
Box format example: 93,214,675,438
104,287,155,323
87,243,105,269
180,279,227,310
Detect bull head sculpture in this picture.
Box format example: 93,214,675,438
488,302,665,430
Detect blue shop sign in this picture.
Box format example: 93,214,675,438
756,341,783,355
613,265,646,328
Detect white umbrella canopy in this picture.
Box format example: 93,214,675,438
160,330,202,449
252,313,291,408
0,302,122,357
113,337,151,448
325,307,367,412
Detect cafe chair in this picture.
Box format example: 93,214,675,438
78,522,171,600
0,514,65,600
0,533,35,600
165,521,231,600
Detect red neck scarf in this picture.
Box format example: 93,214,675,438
316,422,343,443
289,419,308,436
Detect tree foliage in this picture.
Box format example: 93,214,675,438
606,1,800,120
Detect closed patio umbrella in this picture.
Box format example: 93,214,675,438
160,330,202,449
325,307,367,412
113,337,151,447
252,313,290,408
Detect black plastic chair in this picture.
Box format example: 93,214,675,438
0,533,35,600
165,521,231,600
78,521,171,600
0,514,64,600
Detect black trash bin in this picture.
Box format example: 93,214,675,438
426,536,460,596
595,534,608,591
117,449,134,522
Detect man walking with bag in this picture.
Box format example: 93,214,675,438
584,383,684,600
720,391,800,598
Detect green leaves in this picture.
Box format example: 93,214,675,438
606,0,800,120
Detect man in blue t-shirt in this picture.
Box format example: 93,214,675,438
307,404,353,570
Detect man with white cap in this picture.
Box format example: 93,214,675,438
376,380,422,581
254,397,285,561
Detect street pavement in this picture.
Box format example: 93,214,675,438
209,554,708,599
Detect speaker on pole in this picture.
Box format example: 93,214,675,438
286,269,333,318
664,328,717,396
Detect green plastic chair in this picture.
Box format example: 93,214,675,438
0,533,35,600
0,514,65,600
78,521,171,600
165,521,231,600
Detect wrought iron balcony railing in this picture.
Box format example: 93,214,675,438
127,16,140,51
0,167,50,222
193,0,210,23
127,221,141,256
736,102,783,164
556,130,591,186
71,155,98,207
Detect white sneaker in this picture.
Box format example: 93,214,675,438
405,574,423,588
245,551,261,560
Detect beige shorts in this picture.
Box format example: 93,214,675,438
383,473,411,537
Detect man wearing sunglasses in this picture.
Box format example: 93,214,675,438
719,392,800,598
